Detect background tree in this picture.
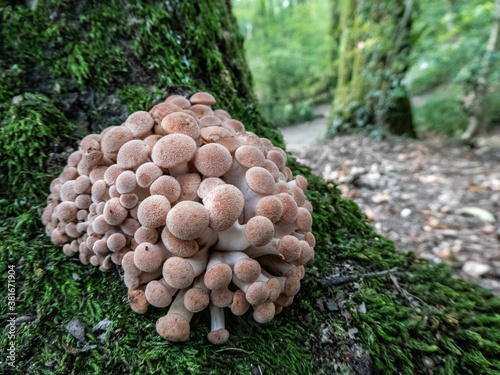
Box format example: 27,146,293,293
1,1,499,374
329,0,416,137
461,0,500,140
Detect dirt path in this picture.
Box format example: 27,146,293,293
281,104,330,147
282,116,500,295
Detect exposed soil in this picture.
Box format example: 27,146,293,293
283,112,500,295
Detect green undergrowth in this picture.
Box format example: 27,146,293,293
1,1,500,374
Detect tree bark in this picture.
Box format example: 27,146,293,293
461,0,500,141
331,0,416,137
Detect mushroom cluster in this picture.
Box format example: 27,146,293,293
42,92,315,344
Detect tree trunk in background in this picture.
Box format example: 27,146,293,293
331,0,416,137
461,0,500,141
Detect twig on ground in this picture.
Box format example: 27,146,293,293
215,348,254,355
319,267,398,287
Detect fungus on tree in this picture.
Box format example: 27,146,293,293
42,92,315,345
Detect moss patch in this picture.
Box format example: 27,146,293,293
1,1,499,374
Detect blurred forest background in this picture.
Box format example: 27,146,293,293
233,0,500,139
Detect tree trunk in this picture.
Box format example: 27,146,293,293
1,1,499,374
461,0,500,141
331,0,416,137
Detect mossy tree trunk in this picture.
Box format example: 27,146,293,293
1,1,500,374
461,0,500,141
330,0,416,138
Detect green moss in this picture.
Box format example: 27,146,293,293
1,1,500,374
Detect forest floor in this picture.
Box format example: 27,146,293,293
283,109,500,295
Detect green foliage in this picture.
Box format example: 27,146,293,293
0,93,73,214
233,0,335,126
118,86,163,114
413,85,468,136
329,0,416,138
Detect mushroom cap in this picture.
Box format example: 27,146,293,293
295,207,313,232
101,126,133,160
74,175,91,195
235,145,265,168
222,119,245,133
166,201,209,240
116,171,137,194
75,194,91,210
207,329,229,345
134,226,159,244
244,216,274,247
197,177,225,199
151,134,197,169
267,278,281,301
253,301,275,323
56,202,78,222
203,185,244,232
189,104,214,118
176,173,202,202
162,257,195,289
255,196,283,223
150,175,181,202
79,134,100,153
213,109,231,121
145,280,173,308
200,126,232,143
149,102,182,125
103,165,125,186
199,115,222,128
116,140,149,169
210,288,233,308
284,275,301,297
245,167,275,195
156,313,190,342
120,218,141,236
161,112,200,140
184,288,210,312
67,151,82,167
137,195,171,228
136,162,163,188
166,96,191,109
278,235,301,262
143,134,163,156
190,92,216,106
134,242,163,273
103,198,128,225
60,181,78,201
124,111,154,137
107,232,126,252
120,193,139,209
233,258,261,283
277,193,298,223
128,288,149,314
267,150,286,170
295,175,308,192
245,281,269,306
204,263,232,290
193,143,232,177
230,290,250,316
161,227,199,258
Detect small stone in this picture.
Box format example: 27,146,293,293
92,318,113,332
358,302,367,314
65,319,86,343
463,261,491,277
400,208,412,218
72,273,81,281
326,300,339,311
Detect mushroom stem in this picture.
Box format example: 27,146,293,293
156,289,194,342
256,255,301,277
207,304,229,345
124,268,162,290
213,221,249,251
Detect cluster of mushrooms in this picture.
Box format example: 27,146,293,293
42,92,315,344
